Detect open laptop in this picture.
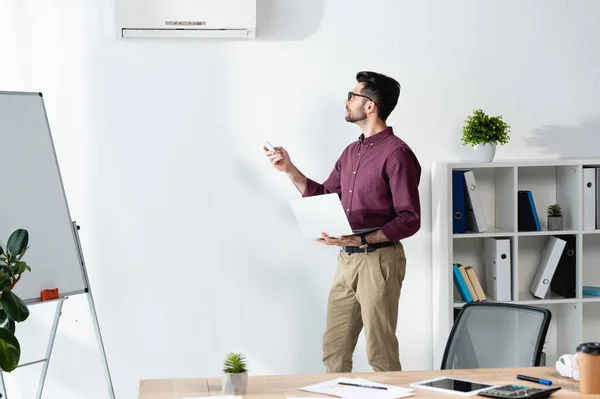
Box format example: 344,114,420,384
289,193,378,239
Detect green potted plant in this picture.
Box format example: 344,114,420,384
461,109,511,162
222,352,248,395
547,204,563,231
0,228,32,372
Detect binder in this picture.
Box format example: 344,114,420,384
452,170,466,234
550,235,576,298
596,167,600,229
518,190,541,231
583,167,596,230
530,236,567,299
463,170,488,232
483,237,512,301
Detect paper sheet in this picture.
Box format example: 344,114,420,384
299,377,414,399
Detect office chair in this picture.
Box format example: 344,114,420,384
441,302,551,369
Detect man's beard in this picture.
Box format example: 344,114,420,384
345,108,367,123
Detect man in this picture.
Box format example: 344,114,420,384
264,71,421,373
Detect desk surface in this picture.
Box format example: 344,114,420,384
140,366,582,399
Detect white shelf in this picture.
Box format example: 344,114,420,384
431,159,600,369
453,229,581,238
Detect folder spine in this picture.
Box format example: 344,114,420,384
463,171,488,233
452,170,466,234
530,236,567,299
583,167,596,230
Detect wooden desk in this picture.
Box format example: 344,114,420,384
140,366,582,399
139,378,210,398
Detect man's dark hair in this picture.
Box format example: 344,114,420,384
356,71,401,121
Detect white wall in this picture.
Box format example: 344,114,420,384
1,0,600,397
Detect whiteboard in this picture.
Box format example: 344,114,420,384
0,92,87,303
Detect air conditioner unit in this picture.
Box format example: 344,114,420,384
114,0,256,39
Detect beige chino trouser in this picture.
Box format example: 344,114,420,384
322,243,406,373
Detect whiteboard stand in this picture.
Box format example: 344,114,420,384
0,223,116,399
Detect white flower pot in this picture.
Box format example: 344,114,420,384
472,142,496,162
222,371,248,395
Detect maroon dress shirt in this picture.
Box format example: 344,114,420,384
303,126,421,242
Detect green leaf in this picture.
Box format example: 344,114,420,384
0,274,10,291
1,291,29,322
7,229,28,256
0,310,7,326
223,352,247,373
7,320,15,335
4,265,17,278
0,327,20,372
15,262,30,275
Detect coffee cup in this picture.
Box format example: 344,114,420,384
576,342,600,394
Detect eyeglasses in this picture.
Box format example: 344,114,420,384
348,91,375,103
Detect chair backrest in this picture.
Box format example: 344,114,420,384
441,302,551,370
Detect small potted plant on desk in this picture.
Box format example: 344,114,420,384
547,204,563,231
222,352,248,395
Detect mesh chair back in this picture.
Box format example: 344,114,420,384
441,302,551,369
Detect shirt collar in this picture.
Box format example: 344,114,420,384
358,126,394,145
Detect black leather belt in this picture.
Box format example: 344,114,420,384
342,241,396,254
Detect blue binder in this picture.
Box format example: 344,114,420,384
452,171,466,234
518,190,541,231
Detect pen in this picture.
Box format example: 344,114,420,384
338,382,388,390
516,374,552,386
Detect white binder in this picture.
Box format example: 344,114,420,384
530,236,567,299
463,170,488,232
583,167,596,230
596,167,600,229
484,237,511,301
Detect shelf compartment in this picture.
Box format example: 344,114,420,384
452,167,516,234
517,165,580,232
517,234,578,301
537,303,581,365
452,236,515,304
582,234,600,299
582,302,600,344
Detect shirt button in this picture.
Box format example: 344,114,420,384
349,190,352,193
347,209,350,212
353,171,356,174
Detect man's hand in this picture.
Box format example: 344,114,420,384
316,233,361,247
264,145,294,174
263,144,308,194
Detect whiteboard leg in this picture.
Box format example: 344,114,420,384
36,298,64,399
0,370,7,399
87,291,116,399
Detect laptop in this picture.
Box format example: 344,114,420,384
289,193,378,239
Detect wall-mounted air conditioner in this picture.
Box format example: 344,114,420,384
114,0,256,39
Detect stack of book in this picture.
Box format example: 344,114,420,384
453,263,486,302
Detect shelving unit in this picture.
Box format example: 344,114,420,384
431,159,600,369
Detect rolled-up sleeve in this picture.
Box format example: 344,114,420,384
302,159,342,198
380,147,421,242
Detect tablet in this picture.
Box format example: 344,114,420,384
410,376,499,396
